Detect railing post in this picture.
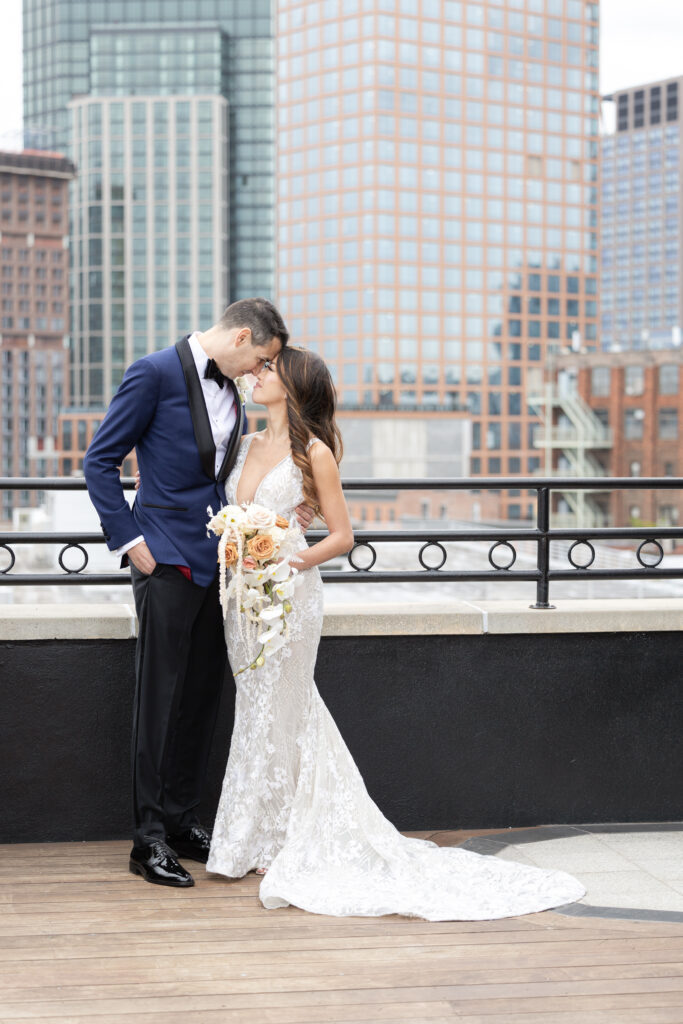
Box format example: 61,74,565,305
532,486,555,609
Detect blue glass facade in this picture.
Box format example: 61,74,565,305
23,0,274,305
601,77,681,352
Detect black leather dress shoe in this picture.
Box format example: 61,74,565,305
129,838,195,887
167,825,212,864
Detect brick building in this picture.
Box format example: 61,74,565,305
543,346,683,527
0,150,75,522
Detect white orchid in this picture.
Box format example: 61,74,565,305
242,587,269,611
257,624,283,645
242,568,270,587
259,604,285,623
269,560,292,583
273,579,295,601
264,633,287,656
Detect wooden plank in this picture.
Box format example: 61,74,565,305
1,925,682,960
1,839,682,1024
3,976,683,1019
3,1010,683,1024
3,955,683,996
1,932,683,966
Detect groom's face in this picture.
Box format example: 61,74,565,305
231,330,283,376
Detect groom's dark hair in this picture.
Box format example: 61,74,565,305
219,297,289,348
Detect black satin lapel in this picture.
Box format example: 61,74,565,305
217,379,245,483
175,335,216,481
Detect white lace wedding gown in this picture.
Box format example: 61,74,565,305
206,436,586,920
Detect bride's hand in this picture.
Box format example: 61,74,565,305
134,470,141,492
295,502,317,531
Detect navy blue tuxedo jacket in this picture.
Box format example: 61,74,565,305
83,335,244,588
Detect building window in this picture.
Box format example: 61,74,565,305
629,460,641,477
659,504,679,524
650,86,662,125
590,366,610,396
624,365,644,396
658,363,679,395
666,81,678,122
658,408,678,440
624,408,645,439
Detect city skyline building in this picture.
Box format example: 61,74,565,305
275,0,600,518
23,0,276,413
0,149,75,522
600,74,681,353
69,92,229,406
23,1,275,302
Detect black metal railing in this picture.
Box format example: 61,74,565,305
2,476,683,608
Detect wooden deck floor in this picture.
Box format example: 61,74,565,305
1,831,683,1024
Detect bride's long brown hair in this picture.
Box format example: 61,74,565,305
275,346,343,508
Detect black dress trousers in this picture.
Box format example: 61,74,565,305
129,562,227,847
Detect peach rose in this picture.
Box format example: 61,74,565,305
219,542,238,567
275,514,289,530
242,555,257,570
247,535,276,561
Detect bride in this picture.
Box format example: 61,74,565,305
206,346,586,920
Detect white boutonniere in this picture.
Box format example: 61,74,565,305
234,376,251,405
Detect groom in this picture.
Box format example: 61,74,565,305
84,298,293,887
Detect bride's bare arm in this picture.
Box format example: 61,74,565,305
290,443,354,570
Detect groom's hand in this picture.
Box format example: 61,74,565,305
127,540,157,575
295,503,316,532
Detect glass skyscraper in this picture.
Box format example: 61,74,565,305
276,0,600,518
600,76,681,352
23,0,275,407
70,93,228,404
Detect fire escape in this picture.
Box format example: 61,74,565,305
529,368,612,527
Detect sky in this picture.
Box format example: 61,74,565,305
0,0,681,144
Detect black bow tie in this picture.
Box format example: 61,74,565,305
204,358,226,389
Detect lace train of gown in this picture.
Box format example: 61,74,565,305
206,436,586,920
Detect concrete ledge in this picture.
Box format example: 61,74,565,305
476,598,683,635
321,601,483,636
2,597,683,641
0,604,137,640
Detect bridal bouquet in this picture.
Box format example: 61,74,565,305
206,502,304,674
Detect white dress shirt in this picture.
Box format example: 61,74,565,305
114,332,237,558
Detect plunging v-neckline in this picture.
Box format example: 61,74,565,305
234,435,291,507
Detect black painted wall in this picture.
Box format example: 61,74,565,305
1,630,681,843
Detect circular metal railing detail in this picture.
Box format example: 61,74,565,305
418,541,447,571
636,539,664,569
568,539,596,570
58,543,89,575
0,543,16,574
488,541,516,571
348,542,377,572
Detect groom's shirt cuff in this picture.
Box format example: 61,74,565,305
113,535,144,557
